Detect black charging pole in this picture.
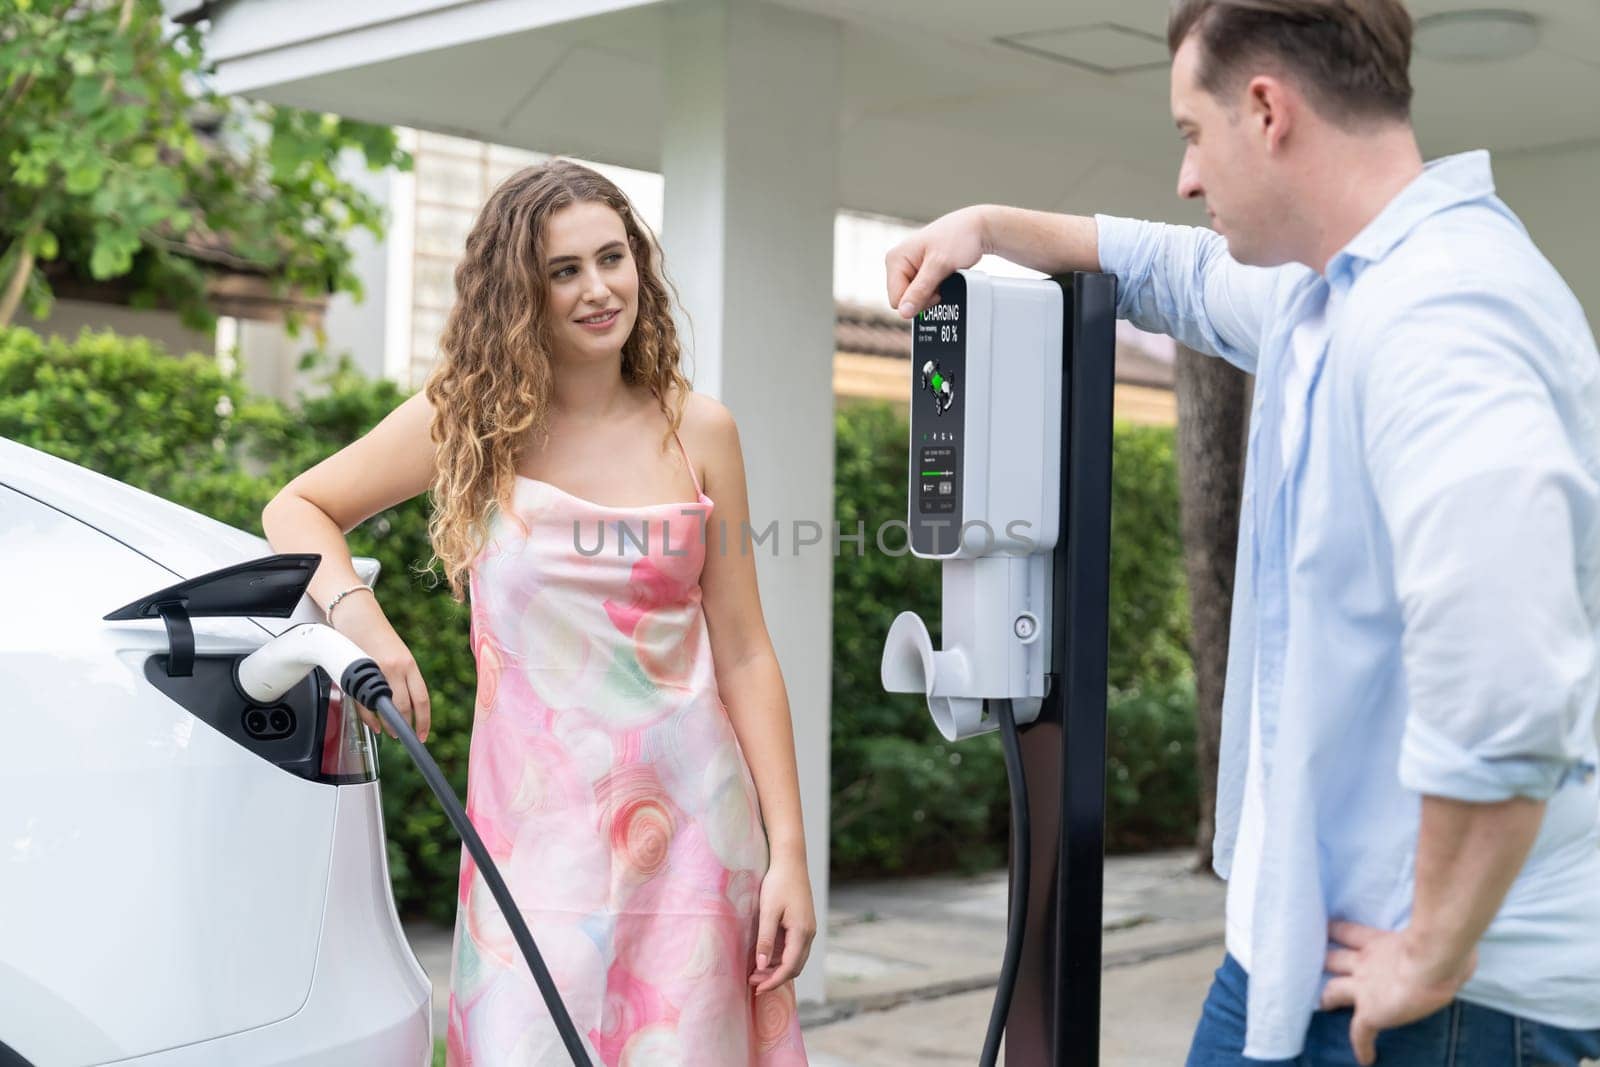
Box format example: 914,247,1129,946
1005,271,1117,1065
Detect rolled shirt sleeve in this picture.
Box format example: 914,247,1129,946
1094,213,1285,374
1361,281,1600,802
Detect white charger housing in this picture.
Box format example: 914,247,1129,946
882,271,1065,741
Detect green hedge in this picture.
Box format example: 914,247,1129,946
2,326,1196,916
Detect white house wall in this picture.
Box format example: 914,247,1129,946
318,148,397,383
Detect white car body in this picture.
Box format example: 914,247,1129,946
0,438,431,1066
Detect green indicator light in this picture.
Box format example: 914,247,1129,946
930,372,944,389
921,470,954,477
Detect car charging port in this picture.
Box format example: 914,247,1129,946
242,702,297,741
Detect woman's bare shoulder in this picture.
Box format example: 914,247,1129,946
668,388,741,497
674,387,738,447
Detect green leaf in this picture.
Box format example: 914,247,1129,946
338,119,400,166
11,156,47,187
268,132,313,177
68,77,103,116
65,162,103,195
88,243,119,279
25,230,58,260
88,231,136,279
106,43,135,81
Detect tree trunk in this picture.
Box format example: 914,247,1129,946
1173,344,1250,872
0,239,37,329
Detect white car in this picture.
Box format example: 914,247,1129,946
0,437,432,1066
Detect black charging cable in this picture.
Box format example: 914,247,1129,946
341,659,594,1067
981,697,1030,1067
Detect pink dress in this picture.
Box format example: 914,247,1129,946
446,431,810,1066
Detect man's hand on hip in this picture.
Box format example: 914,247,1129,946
1320,919,1477,1066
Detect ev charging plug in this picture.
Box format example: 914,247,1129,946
235,621,373,705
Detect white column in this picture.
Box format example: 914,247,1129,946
1496,142,1600,323
661,0,839,1007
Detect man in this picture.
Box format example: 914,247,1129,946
887,1,1600,1064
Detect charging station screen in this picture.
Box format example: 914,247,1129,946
910,274,966,556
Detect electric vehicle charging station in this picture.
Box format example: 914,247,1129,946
882,269,1117,1066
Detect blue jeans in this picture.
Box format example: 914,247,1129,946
1187,954,1600,1066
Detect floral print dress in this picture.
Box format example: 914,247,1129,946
446,431,809,1067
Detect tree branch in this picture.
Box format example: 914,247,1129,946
0,72,35,120
0,221,43,327
140,229,274,274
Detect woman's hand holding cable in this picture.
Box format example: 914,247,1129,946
327,591,432,743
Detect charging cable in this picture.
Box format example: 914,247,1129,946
981,697,1030,1067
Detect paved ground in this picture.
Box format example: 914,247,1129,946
406,849,1226,1064
803,947,1223,1067
802,851,1225,1066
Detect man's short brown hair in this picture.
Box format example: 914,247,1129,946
1168,0,1414,124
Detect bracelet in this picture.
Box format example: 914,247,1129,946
325,583,375,623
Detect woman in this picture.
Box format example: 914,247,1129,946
262,159,813,1065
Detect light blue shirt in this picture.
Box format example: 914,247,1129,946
1096,150,1600,1059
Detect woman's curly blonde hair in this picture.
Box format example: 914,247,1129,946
422,159,691,601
